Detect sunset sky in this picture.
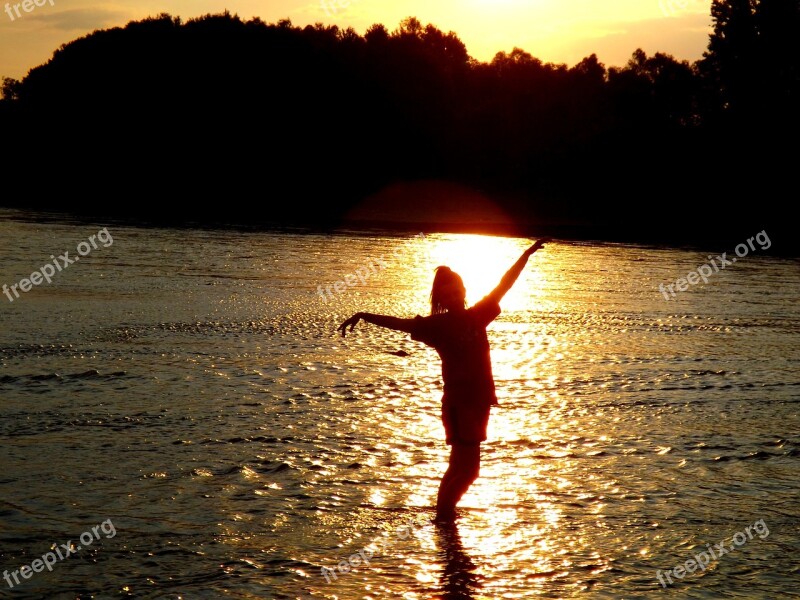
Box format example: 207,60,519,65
1,0,712,80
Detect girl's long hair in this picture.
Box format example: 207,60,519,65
430,266,466,315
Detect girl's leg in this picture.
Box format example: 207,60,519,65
436,443,481,521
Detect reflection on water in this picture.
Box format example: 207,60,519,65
0,210,799,598
436,523,481,599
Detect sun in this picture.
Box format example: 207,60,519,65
418,233,540,311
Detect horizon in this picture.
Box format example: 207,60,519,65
0,0,712,80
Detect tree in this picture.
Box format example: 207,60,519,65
395,17,423,39
755,0,800,117
570,54,606,84
365,23,390,45
1,77,21,101
702,0,799,123
702,0,758,117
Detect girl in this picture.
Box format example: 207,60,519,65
338,238,549,521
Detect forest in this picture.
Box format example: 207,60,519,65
1,0,797,247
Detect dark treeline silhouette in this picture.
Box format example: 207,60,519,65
1,2,797,249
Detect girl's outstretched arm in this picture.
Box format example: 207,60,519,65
486,238,550,304
338,312,416,338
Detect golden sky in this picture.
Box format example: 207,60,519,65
0,0,712,80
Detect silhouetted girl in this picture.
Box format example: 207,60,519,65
338,239,549,521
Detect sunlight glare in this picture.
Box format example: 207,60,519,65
418,234,543,312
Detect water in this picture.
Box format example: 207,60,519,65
1,209,798,599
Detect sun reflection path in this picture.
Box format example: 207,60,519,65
386,234,603,596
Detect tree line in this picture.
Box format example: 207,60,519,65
0,1,796,248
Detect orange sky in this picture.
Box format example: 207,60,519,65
0,0,712,80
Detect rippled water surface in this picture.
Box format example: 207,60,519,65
1,210,799,599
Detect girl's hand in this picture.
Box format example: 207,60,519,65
525,238,551,255
338,313,363,337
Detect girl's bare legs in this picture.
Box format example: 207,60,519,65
436,443,481,521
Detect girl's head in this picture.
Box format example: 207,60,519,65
431,266,466,315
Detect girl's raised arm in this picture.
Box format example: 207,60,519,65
486,238,550,304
